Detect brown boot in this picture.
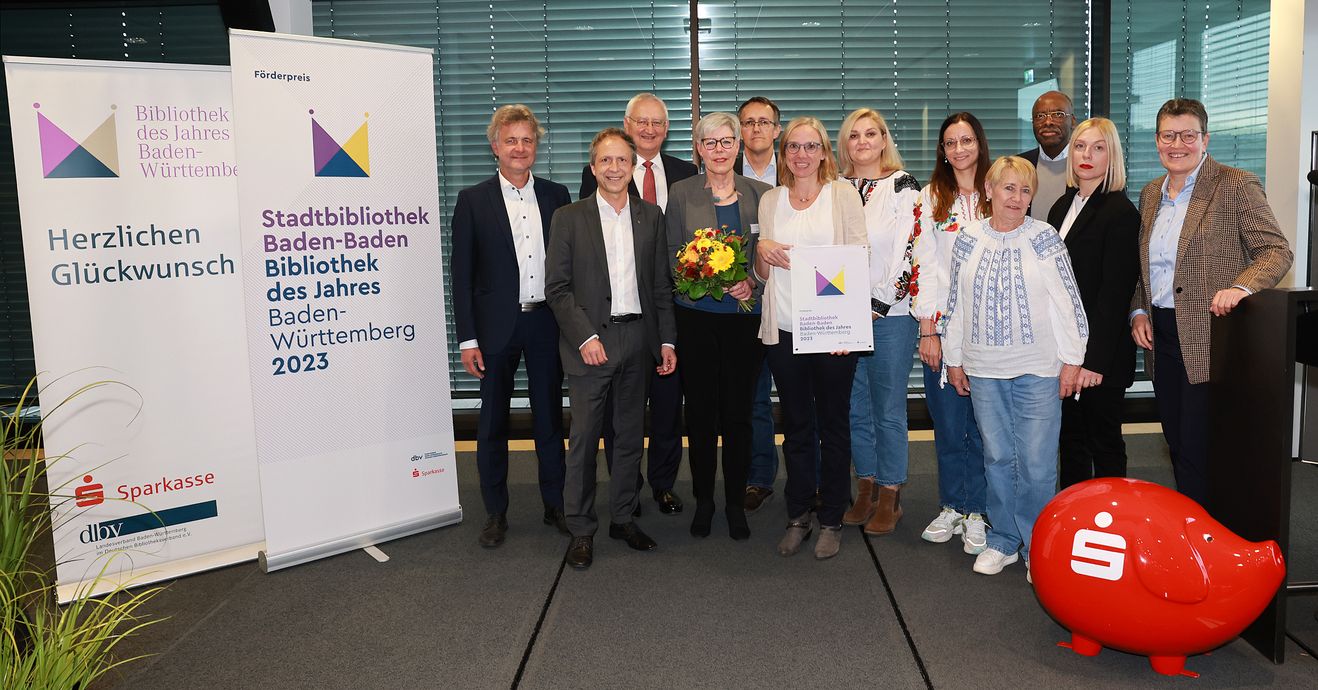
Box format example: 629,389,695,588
864,485,903,535
842,477,878,525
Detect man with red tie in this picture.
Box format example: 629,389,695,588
578,93,697,516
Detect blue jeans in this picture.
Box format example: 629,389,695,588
747,360,778,488
922,363,986,514
968,374,1060,563
850,316,918,484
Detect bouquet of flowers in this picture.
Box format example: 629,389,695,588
673,226,754,312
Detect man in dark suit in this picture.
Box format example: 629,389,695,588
548,128,678,570
578,93,695,516
1018,90,1076,220
450,104,571,548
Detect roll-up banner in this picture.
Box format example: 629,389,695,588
3,56,265,602
227,30,459,572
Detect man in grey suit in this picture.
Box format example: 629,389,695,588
546,128,678,570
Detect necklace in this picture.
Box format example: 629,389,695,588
795,186,821,203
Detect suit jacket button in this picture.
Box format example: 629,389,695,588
1175,287,1182,294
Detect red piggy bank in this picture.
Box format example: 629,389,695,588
1031,478,1284,677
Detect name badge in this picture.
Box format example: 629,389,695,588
750,223,760,235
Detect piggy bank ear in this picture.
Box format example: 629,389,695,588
1132,517,1209,604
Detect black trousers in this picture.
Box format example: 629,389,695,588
602,348,684,493
675,307,764,512
765,331,857,527
1059,384,1128,489
1151,307,1210,505
475,307,565,515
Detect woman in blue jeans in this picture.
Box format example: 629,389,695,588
836,108,920,534
944,156,1088,578
909,112,990,554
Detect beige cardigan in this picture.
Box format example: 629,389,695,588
756,179,868,345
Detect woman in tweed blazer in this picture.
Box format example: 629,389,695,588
1129,98,1293,505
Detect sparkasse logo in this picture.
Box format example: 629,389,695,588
75,474,105,507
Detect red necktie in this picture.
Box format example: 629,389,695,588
642,160,657,204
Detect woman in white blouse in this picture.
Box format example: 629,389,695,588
835,108,921,535
755,116,867,560
944,156,1088,579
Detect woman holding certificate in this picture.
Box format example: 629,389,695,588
755,116,867,560
666,111,772,540
943,156,1088,579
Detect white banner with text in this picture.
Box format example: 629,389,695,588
3,56,265,602
227,30,458,572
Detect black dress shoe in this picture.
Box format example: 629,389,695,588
689,502,715,538
543,506,570,535
478,513,508,548
608,521,658,551
654,489,684,515
566,536,593,570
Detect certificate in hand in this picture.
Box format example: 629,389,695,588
789,244,874,354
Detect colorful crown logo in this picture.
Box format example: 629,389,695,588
311,109,369,177
35,103,119,179
815,268,845,296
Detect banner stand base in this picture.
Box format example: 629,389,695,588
56,541,263,604
258,507,462,573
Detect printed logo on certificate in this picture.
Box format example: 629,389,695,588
789,244,873,354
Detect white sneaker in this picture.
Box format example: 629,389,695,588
961,513,988,555
921,507,964,543
973,548,1019,575
1026,560,1032,584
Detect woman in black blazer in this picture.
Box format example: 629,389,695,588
1046,117,1140,488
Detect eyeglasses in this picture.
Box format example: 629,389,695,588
784,141,823,154
627,116,667,128
941,136,977,150
1033,110,1072,122
699,137,737,151
1156,129,1205,145
741,118,778,129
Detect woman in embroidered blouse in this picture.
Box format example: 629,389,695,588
755,116,867,560
666,111,773,541
909,112,991,555
835,108,921,535
944,155,1087,578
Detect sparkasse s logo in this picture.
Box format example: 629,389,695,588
75,474,105,507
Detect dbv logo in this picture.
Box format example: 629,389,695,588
310,109,369,177
1070,511,1126,581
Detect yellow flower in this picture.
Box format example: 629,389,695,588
696,238,713,250
708,246,735,273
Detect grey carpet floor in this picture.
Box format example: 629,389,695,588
97,434,1318,689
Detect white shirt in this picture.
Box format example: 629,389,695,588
942,217,1088,379
458,173,547,352
1057,192,1089,240
910,187,984,327
849,172,920,318
771,188,835,331
741,153,777,186
597,194,642,316
501,172,546,303
633,154,669,208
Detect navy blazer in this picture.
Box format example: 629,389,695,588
578,153,698,199
450,174,572,354
1047,187,1140,388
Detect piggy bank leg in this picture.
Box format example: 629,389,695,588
1059,633,1102,657
1148,655,1198,678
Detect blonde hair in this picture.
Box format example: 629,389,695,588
984,156,1038,194
486,104,544,144
777,116,838,186
836,108,904,176
1065,117,1127,192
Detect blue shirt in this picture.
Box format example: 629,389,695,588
678,201,758,314
1148,156,1206,308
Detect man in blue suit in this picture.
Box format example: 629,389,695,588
451,104,572,548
